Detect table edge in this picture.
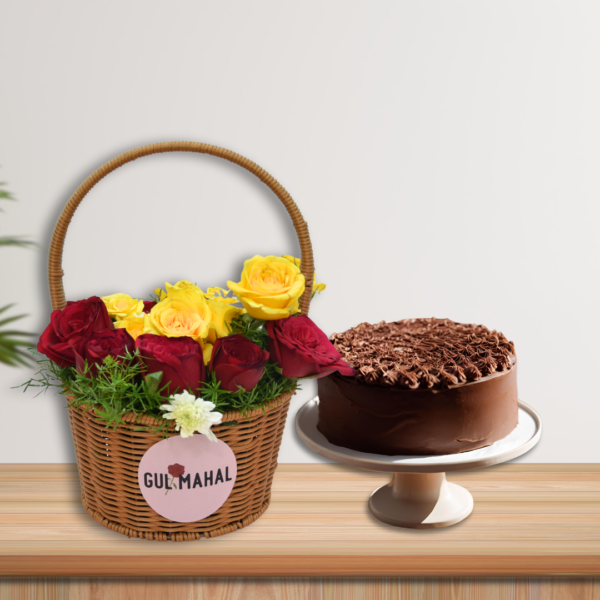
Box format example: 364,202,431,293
1,555,598,578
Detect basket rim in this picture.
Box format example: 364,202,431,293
65,388,294,430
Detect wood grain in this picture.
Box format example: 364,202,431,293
1,578,599,599
0,463,598,577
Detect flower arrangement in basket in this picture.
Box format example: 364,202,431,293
33,260,352,433
24,142,354,541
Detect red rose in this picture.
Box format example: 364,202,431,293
209,334,269,392
266,315,354,379
136,334,205,397
143,301,156,314
168,463,185,478
75,329,135,377
37,296,114,367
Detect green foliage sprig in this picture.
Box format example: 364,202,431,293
20,349,74,394
21,350,170,431
20,347,297,431
202,362,297,421
228,313,270,350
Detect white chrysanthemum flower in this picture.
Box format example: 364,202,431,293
159,390,223,441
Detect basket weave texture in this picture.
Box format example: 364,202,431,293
48,142,314,540
68,392,292,541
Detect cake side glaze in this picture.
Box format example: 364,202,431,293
317,366,518,455
316,318,519,456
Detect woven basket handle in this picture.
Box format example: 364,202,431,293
48,141,314,313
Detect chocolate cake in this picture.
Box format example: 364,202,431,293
317,318,518,456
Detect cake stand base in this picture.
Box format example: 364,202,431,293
369,472,473,528
296,398,541,530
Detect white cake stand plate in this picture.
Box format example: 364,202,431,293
296,398,542,529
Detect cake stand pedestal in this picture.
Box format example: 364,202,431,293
296,399,541,529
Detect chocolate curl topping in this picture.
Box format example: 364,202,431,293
381,369,400,386
496,352,512,372
330,317,515,390
398,368,420,390
445,363,467,384
359,364,380,385
478,356,498,376
464,364,483,381
420,371,440,389
437,369,459,387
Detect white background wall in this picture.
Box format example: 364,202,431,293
1,0,598,463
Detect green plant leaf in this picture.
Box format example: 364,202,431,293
0,305,34,367
228,314,271,350
0,175,38,367
145,371,163,395
0,236,36,249
0,180,15,207
0,312,29,328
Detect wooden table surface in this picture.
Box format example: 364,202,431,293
0,463,599,578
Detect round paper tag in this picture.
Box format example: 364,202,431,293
138,434,237,523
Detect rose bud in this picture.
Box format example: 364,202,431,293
37,296,114,367
266,315,354,379
209,334,269,392
142,301,156,314
75,329,135,377
136,334,205,398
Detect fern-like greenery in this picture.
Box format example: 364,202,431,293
0,176,36,366
20,347,298,432
227,312,270,349
202,363,297,421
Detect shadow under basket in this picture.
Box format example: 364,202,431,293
66,391,293,542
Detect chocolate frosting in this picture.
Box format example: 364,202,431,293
317,318,519,456
330,318,515,390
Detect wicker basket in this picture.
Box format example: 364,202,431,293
48,142,315,540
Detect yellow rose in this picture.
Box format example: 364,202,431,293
205,286,239,305
101,293,144,320
155,280,205,302
227,255,305,320
202,343,214,365
114,313,146,340
206,298,242,342
143,296,212,341
281,255,326,295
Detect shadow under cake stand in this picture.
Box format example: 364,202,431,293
296,398,541,529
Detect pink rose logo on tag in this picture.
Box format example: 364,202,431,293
138,434,237,522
